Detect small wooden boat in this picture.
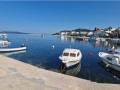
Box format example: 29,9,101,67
0,46,26,52
98,52,120,71
59,48,82,68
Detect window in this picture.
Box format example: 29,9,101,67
77,52,80,57
63,53,69,56
70,53,76,57
106,57,112,61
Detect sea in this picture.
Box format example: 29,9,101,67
0,34,120,84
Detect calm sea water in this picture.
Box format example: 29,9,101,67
1,34,120,84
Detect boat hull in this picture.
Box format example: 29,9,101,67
62,60,80,68
99,52,120,72
0,47,26,52
103,60,120,72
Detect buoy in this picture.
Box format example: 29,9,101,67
30,40,32,43
52,45,54,48
89,53,92,56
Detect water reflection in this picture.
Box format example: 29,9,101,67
60,61,81,76
60,36,68,42
41,34,44,39
0,50,26,56
59,36,120,50
60,36,76,42
98,61,120,79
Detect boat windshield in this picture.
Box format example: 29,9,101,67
77,52,80,57
63,53,69,56
70,53,76,57
106,57,112,61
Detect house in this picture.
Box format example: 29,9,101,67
104,28,116,34
93,30,102,36
94,30,102,33
70,31,79,35
79,31,87,35
60,31,70,36
87,32,93,36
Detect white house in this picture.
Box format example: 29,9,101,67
60,32,66,35
87,32,93,36
104,28,116,34
79,31,87,35
60,31,70,36
70,31,79,35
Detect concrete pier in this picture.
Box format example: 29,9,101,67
0,54,120,90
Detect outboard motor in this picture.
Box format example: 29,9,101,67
21,44,25,47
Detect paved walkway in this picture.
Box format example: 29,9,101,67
0,55,120,90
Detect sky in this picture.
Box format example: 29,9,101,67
0,1,120,34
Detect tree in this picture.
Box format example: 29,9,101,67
108,26,112,30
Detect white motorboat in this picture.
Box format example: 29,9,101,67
0,46,26,52
107,46,115,52
108,46,120,53
0,34,11,45
59,48,82,68
98,52,120,71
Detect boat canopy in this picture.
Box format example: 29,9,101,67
62,48,80,57
63,48,80,54
0,34,8,36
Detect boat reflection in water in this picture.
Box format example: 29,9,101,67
0,50,26,56
98,61,120,79
60,61,81,76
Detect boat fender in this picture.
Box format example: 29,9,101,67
21,44,25,47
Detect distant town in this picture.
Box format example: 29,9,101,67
53,27,120,38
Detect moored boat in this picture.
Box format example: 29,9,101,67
98,52,120,71
59,48,82,68
0,46,26,52
0,34,11,45
107,46,120,53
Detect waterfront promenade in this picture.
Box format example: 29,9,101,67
0,55,120,90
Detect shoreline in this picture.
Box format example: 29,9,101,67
0,54,120,90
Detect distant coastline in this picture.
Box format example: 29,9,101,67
0,31,40,35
